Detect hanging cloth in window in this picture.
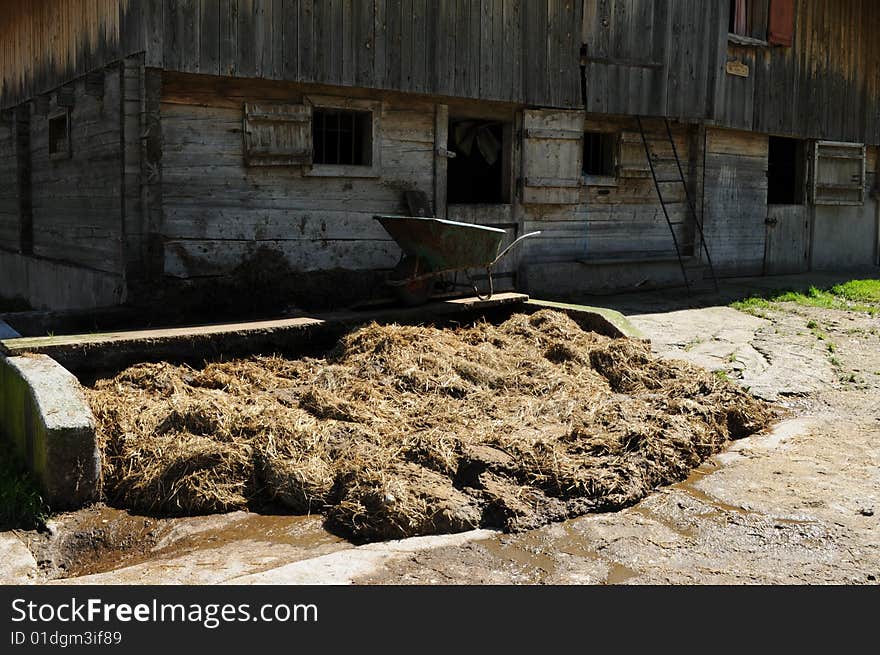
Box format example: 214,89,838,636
453,121,501,166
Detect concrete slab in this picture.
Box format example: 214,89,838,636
0,532,38,584
0,354,100,508
1,293,529,375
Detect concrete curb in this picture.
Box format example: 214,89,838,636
525,299,647,340
0,354,101,509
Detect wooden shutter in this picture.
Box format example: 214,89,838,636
811,141,866,206
521,109,583,204
243,103,313,166
768,0,795,46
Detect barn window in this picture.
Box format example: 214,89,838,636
768,136,805,205
583,132,616,179
48,111,71,159
729,0,769,42
447,119,510,204
304,96,382,178
313,109,372,166
811,142,866,206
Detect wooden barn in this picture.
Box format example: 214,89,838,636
1,0,878,311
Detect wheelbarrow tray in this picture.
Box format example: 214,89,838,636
374,215,507,273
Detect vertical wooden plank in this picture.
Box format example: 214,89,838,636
254,0,272,78
163,0,181,71
479,0,493,98
314,0,327,82
300,0,316,82
411,0,427,93
454,0,470,97
143,68,164,281
435,0,456,96
144,0,165,67
183,0,199,73
282,0,300,80
331,0,344,84
237,0,257,77
199,0,220,76
121,0,145,58
386,0,403,90
468,0,481,97
374,0,387,88
341,0,355,85
353,0,373,87
219,0,238,76
400,0,413,91
434,104,448,219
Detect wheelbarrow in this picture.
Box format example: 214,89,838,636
374,215,541,306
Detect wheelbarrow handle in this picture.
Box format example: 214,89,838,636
489,231,542,269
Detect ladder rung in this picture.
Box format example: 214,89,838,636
655,178,684,184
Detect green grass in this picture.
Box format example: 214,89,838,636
0,444,48,530
830,279,880,303
731,280,880,317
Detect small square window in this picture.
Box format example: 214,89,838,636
583,132,616,178
49,111,71,159
313,108,372,167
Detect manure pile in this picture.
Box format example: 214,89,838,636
87,310,776,541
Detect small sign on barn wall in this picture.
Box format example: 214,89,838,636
726,60,750,78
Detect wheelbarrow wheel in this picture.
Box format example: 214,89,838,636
390,256,434,306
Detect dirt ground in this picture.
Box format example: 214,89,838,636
2,272,878,585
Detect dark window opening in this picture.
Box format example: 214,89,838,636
447,119,507,204
312,109,372,166
48,112,70,158
768,136,805,205
583,132,616,177
730,0,771,40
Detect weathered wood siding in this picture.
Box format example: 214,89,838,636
143,0,582,108
0,0,143,110
701,128,769,276
29,70,125,274
715,0,880,144
0,117,19,252
519,117,699,264
157,73,434,280
810,149,879,270
581,0,725,120
2,1,581,110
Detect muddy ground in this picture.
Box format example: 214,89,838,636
2,272,878,585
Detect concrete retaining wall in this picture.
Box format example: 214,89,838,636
0,354,100,508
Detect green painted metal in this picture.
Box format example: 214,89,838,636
375,215,506,273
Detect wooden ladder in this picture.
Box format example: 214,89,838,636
636,116,719,293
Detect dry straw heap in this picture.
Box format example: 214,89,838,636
87,310,776,541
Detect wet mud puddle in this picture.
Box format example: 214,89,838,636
25,505,343,580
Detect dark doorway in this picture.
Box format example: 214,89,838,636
768,136,805,205
447,119,506,204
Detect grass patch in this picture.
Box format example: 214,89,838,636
0,444,48,530
830,279,880,303
731,280,880,317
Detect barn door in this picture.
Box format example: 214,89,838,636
764,206,809,275
520,109,583,204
